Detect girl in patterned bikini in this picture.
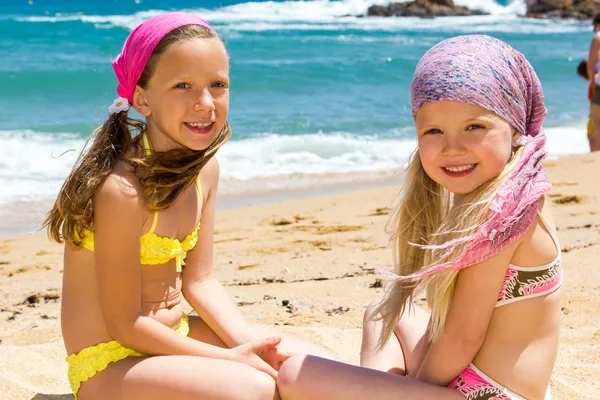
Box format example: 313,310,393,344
276,35,561,400
43,12,330,400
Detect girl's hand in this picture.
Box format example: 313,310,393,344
229,337,281,379
260,346,295,371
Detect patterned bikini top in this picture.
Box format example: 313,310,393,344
78,133,202,272
496,212,563,307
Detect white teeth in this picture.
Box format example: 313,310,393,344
445,164,475,172
187,122,212,128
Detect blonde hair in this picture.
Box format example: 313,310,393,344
374,145,524,345
43,24,230,246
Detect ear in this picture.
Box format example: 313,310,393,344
511,128,522,147
132,85,151,117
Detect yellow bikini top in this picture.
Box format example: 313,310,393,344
78,133,202,272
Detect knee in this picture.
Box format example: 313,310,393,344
393,305,416,336
244,370,277,400
393,304,430,340
363,296,384,324
277,355,308,397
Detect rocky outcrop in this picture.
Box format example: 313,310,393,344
367,0,487,18
526,0,600,19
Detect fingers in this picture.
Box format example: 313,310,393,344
253,336,282,354
278,349,295,360
257,359,279,379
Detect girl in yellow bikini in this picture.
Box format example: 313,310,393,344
43,12,331,400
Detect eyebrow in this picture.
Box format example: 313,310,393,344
166,72,230,82
419,114,490,124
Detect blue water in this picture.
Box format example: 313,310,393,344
0,0,595,234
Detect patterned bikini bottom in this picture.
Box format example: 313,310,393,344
449,363,552,400
66,313,190,399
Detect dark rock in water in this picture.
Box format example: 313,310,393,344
526,0,600,19
367,5,389,16
367,0,487,17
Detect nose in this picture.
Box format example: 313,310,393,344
441,133,467,157
193,89,215,113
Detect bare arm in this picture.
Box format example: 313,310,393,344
182,157,264,347
93,169,231,360
415,240,519,386
588,33,600,82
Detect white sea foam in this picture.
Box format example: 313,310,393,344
13,0,588,35
218,132,417,179
0,122,589,206
0,130,82,205
16,9,165,30
544,124,591,158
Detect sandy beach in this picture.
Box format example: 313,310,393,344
0,151,598,400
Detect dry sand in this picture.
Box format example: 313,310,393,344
0,152,599,400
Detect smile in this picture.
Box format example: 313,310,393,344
443,164,475,172
184,121,214,135
186,122,213,128
442,164,477,177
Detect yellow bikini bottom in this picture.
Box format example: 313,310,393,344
66,314,189,399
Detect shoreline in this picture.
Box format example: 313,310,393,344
0,171,402,239
0,118,592,236
1,129,594,239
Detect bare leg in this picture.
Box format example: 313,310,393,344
187,314,335,360
278,355,463,400
75,316,280,400
392,304,431,376
360,297,405,374
360,297,430,376
79,355,277,400
187,314,229,348
589,131,600,152
257,326,335,360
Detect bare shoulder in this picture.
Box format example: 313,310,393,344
511,197,558,266
94,160,146,219
199,156,220,195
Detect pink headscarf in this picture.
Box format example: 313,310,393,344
399,35,552,280
112,12,214,104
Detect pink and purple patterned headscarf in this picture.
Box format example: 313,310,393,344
112,12,214,105
404,35,552,279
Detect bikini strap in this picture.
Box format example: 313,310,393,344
148,211,159,234
536,211,560,256
142,132,152,157
142,132,158,233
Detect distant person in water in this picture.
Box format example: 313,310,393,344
577,60,600,151
585,13,600,151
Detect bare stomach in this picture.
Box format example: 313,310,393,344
472,290,561,400
62,248,185,356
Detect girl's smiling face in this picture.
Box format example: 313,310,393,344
416,101,521,194
133,37,230,152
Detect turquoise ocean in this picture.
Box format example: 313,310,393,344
0,0,594,235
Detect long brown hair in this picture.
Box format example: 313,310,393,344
43,24,231,246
